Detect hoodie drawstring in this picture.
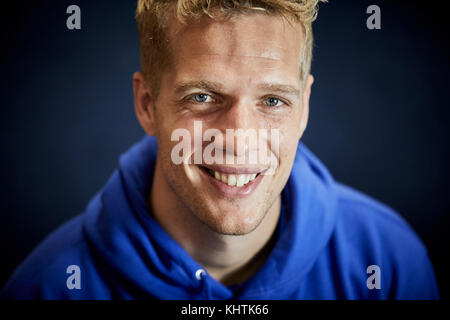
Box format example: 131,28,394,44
195,268,213,299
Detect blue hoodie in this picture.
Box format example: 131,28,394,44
0,135,439,299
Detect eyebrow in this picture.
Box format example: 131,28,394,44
173,80,300,98
174,81,223,96
257,83,300,97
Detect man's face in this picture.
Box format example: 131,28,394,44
151,13,310,235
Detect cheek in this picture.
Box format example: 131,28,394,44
277,123,302,164
278,136,298,163
274,112,303,146
156,117,200,170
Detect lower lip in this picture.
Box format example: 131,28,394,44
198,166,265,198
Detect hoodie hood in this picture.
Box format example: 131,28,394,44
82,135,338,299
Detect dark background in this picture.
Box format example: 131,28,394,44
1,0,449,299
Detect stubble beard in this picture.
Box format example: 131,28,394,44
159,154,279,236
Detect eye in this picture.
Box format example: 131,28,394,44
264,97,283,107
193,94,212,103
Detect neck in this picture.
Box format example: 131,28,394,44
149,160,281,285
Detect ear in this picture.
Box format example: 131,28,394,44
299,74,314,138
133,72,157,136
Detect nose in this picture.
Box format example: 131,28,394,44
216,100,258,159
221,99,253,131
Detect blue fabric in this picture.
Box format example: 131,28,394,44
0,135,440,299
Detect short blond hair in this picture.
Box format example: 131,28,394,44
136,0,325,97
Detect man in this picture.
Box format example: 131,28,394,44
1,0,439,299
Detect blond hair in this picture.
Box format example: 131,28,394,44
136,0,325,97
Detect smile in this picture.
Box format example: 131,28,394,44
197,165,267,198
207,169,258,187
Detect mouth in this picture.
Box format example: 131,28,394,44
199,166,261,187
196,164,267,198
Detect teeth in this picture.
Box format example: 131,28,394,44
210,170,259,187
227,175,237,186
236,175,246,187
221,174,227,184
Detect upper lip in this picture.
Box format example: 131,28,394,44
199,164,268,175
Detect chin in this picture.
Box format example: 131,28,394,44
196,206,265,236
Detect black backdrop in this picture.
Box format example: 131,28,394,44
1,0,449,298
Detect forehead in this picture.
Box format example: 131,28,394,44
165,12,304,85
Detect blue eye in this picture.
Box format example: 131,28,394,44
193,94,211,103
265,97,281,107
